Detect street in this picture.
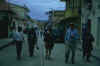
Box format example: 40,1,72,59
0,35,100,66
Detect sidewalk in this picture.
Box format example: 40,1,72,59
0,38,13,50
0,36,100,66
77,42,100,61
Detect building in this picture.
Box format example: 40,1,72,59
0,0,14,38
60,0,82,31
82,0,100,48
8,2,30,31
59,0,83,41
91,0,100,48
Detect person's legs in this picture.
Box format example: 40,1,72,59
45,43,49,59
16,41,22,60
32,41,36,56
16,41,19,59
71,46,76,64
28,40,33,57
45,49,49,59
18,42,22,59
83,49,85,58
86,50,92,62
71,41,77,64
65,44,70,63
82,42,86,58
48,44,54,57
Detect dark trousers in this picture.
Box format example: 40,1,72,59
28,40,35,56
16,41,23,60
82,43,92,61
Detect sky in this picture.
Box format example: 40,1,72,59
7,0,65,20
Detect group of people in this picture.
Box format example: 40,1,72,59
10,25,55,61
64,23,94,64
10,26,38,60
10,22,95,64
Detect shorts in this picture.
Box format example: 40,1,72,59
45,42,54,50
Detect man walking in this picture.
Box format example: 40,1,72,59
64,23,79,64
13,26,24,60
27,28,37,57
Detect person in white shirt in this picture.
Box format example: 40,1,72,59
13,26,24,60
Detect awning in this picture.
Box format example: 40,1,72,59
65,8,80,18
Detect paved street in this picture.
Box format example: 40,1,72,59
0,35,100,66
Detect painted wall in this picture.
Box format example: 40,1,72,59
82,0,100,48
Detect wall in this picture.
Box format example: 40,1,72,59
82,0,100,48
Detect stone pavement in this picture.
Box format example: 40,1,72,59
0,35,100,66
0,38,13,50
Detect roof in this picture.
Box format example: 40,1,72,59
65,8,80,18
7,2,29,12
54,10,65,16
47,10,65,17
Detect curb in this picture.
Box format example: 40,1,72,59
0,41,14,50
78,48,100,61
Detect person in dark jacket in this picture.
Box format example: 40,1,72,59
27,28,37,57
82,30,94,62
44,28,55,59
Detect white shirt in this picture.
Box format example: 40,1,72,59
13,31,24,41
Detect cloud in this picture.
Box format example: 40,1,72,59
7,0,65,20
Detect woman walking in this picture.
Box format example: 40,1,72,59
44,28,54,59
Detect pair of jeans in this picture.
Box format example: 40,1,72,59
65,40,77,63
28,39,36,56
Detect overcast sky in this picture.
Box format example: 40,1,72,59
7,0,65,20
